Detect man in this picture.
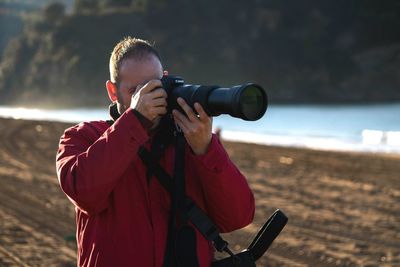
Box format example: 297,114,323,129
56,37,255,267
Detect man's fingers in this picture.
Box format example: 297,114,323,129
172,109,191,126
153,106,167,116
137,80,163,95
173,110,190,133
177,98,198,122
173,115,189,133
194,103,209,122
152,97,167,107
146,106,167,121
149,87,167,99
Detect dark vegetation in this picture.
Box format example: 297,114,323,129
1,0,400,107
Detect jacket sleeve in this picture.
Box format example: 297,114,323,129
187,135,255,233
56,108,149,215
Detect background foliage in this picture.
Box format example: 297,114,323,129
1,0,400,107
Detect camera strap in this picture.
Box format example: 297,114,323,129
173,132,199,266
139,135,289,267
140,131,201,267
138,134,233,261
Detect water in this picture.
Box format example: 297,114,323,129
0,104,399,154
214,104,400,153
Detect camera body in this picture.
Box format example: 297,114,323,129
161,75,268,121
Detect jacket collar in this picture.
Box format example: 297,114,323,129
109,103,120,122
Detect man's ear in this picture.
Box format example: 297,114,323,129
106,80,118,102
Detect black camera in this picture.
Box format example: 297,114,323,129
161,75,268,121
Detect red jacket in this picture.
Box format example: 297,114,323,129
56,108,255,267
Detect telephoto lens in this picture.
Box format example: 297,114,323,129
161,76,268,121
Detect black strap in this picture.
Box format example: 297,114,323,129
162,133,184,267
138,142,231,254
163,189,177,267
174,132,187,220
139,137,288,266
174,133,199,266
155,132,200,267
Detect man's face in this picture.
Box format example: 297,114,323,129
116,55,163,114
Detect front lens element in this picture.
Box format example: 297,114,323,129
240,85,267,120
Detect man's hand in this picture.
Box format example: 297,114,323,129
172,98,212,155
130,80,168,124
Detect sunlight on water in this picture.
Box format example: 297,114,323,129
362,130,385,145
212,103,400,153
387,131,400,146
221,130,400,153
1,104,400,154
1,107,46,120
0,106,108,123
362,129,400,146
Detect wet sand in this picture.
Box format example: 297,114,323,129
0,117,399,266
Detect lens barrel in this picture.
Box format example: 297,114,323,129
163,76,268,121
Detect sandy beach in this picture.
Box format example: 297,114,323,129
0,117,399,266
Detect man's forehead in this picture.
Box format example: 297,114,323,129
119,56,163,86
120,55,162,71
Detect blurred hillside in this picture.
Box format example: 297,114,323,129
0,0,72,52
0,0,400,107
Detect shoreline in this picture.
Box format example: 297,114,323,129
1,113,399,157
0,117,399,266
2,104,400,155
223,135,400,158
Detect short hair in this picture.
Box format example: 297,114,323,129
109,36,161,84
